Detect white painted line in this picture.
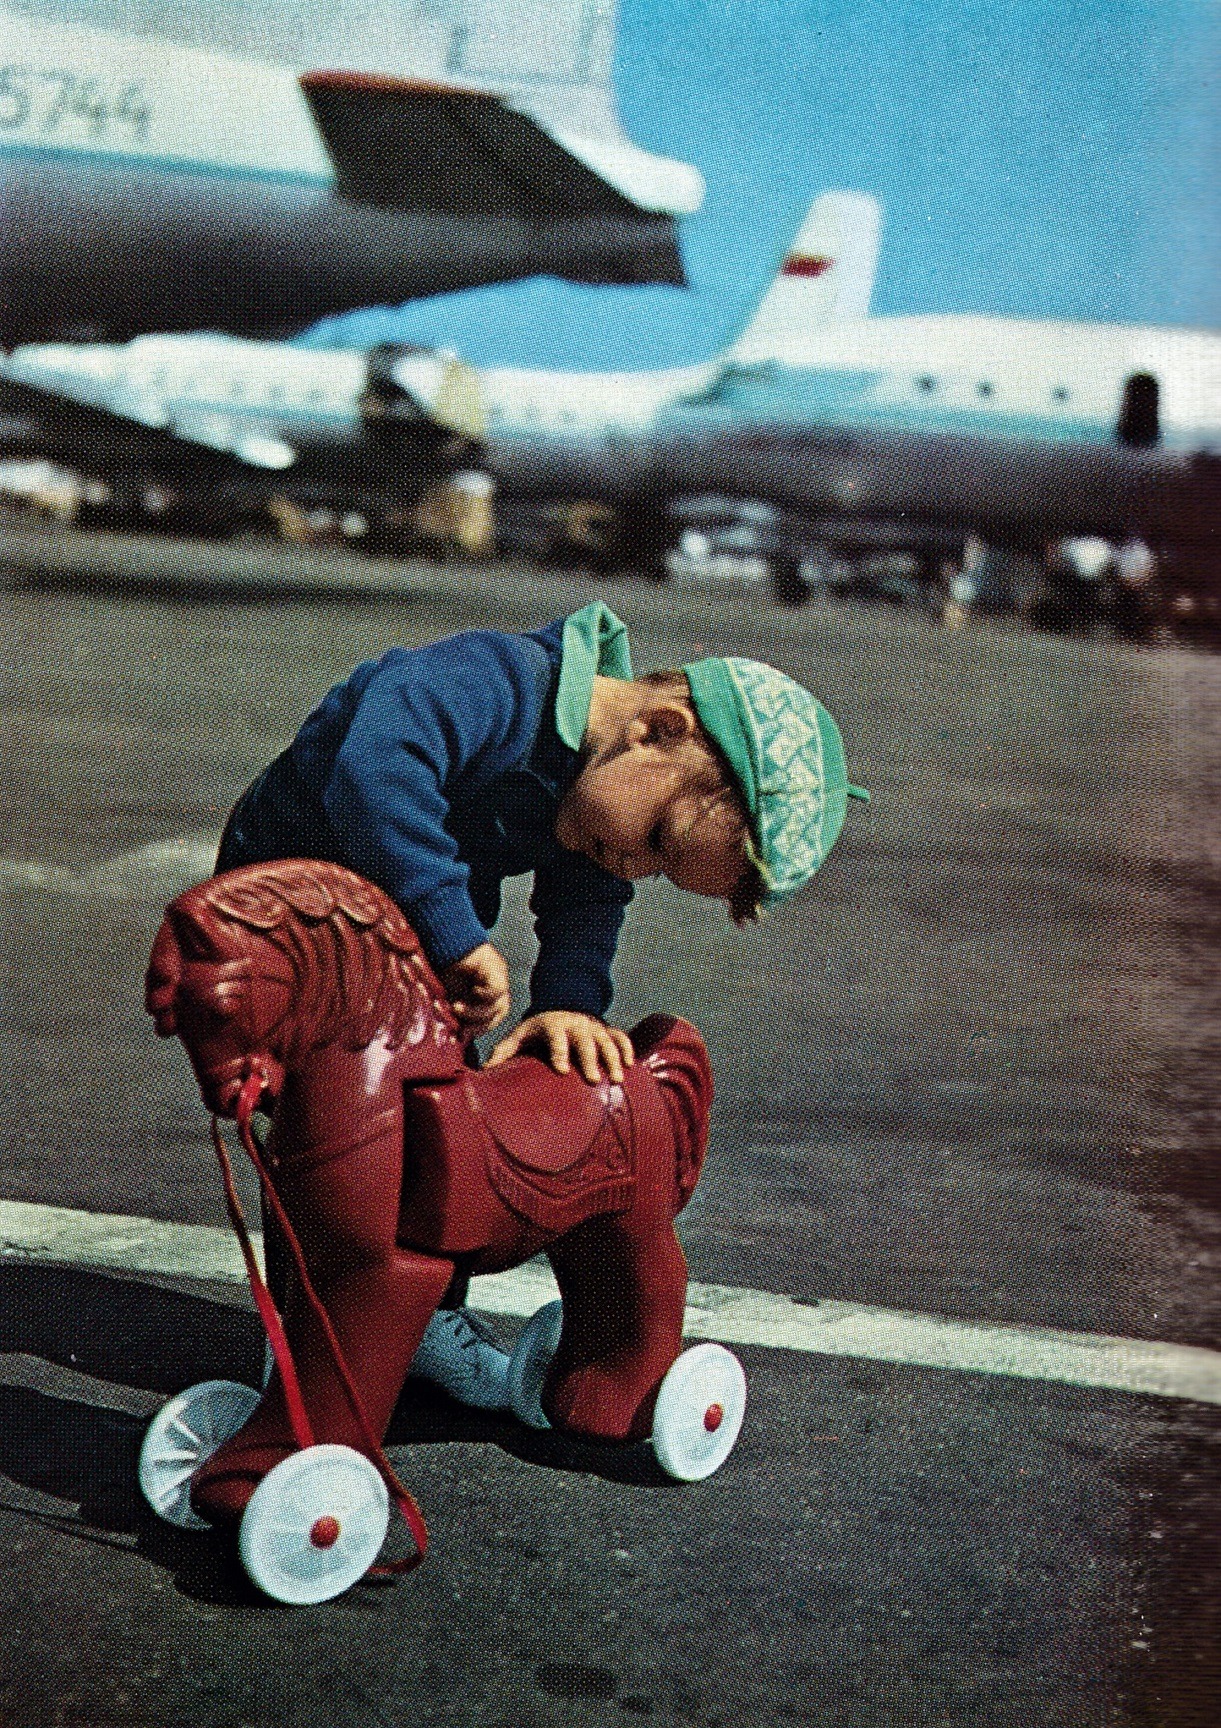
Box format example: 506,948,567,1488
0,1197,255,1285
0,835,219,898
2,1198,1219,1407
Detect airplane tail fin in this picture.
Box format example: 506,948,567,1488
409,0,704,218
729,192,882,364
54,1,702,222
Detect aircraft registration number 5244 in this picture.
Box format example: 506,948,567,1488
0,65,150,142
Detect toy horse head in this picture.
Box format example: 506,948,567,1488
146,860,463,1118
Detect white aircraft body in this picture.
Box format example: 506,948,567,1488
7,0,699,183
2,191,874,464
469,194,1219,547
727,313,1219,454
6,188,1218,547
470,187,1216,460
3,335,484,469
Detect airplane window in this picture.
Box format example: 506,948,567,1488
1052,386,1071,403
308,389,325,405
976,381,995,399
229,380,245,400
916,375,937,393
267,386,284,405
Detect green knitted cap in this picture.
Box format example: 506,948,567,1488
683,656,868,906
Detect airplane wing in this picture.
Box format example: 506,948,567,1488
0,356,299,472
299,72,701,218
1,337,485,472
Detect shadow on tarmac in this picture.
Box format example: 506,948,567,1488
0,1264,265,1397
0,1381,265,1608
0,1261,675,1607
3,561,412,609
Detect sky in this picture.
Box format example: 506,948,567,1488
295,0,1215,367
623,0,1219,327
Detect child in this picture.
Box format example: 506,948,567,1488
217,600,866,1405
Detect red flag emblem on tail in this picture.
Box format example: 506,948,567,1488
782,255,833,278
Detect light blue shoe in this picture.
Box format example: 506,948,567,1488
409,1308,511,1410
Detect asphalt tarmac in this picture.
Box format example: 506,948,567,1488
0,523,1217,1726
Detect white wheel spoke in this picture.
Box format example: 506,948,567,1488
157,1443,203,1466
238,1446,389,1605
652,1345,747,1481
139,1380,261,1530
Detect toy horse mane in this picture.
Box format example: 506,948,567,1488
147,859,459,1069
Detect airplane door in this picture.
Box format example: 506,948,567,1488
1117,372,1160,446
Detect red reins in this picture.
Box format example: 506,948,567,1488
209,1066,428,1574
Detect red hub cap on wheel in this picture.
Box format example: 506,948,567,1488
703,1403,724,1433
309,1515,342,1549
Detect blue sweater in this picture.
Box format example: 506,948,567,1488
216,617,634,1017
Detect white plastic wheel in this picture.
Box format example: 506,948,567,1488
238,1444,390,1605
651,1344,747,1481
139,1379,261,1530
505,1299,563,1430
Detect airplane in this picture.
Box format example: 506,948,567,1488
0,191,874,528
0,1,703,347
8,188,1218,574
473,195,1220,560
0,334,487,530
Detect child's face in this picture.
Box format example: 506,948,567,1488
555,738,746,900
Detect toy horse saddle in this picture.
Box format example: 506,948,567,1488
399,1058,637,1249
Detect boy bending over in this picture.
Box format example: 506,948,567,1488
217,602,866,1405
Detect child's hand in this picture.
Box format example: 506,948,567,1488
486,1011,635,1084
439,942,511,1036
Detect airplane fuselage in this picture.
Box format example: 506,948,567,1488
7,307,1217,549
484,417,1220,549
726,315,1219,452
0,333,479,512
4,150,681,348
0,11,687,346
477,315,1221,546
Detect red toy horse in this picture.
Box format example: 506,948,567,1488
139,859,746,1603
